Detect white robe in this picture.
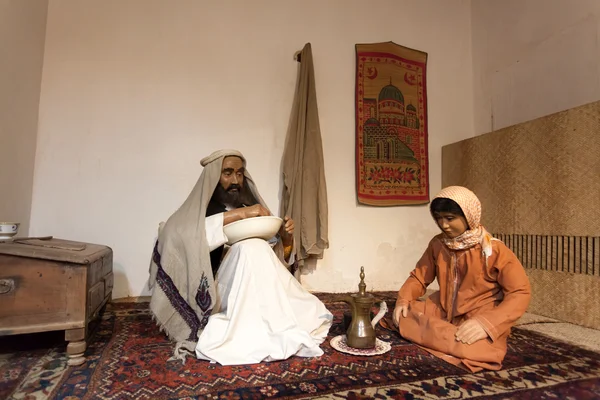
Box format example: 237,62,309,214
195,213,333,365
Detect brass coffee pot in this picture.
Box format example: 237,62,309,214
342,267,380,349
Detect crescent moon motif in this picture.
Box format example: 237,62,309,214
366,67,378,80
404,72,416,86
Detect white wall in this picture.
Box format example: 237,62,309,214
472,0,600,134
31,0,475,298
0,0,48,235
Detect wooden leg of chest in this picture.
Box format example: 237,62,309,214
65,327,87,366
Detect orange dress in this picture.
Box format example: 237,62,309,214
397,234,531,372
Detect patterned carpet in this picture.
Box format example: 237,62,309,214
2,293,600,399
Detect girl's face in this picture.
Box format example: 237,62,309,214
433,212,469,238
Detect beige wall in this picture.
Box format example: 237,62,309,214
472,0,600,134
31,0,474,298
0,0,48,235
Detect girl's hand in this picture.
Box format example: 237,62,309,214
455,319,488,345
392,304,408,326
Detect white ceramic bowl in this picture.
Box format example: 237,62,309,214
223,216,282,245
0,222,20,239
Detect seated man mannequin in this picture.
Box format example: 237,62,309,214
148,149,332,365
204,154,290,277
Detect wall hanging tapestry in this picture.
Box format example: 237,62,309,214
355,42,429,206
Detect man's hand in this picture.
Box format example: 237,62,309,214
455,319,488,345
392,304,408,326
279,216,294,246
223,204,271,226
241,204,271,219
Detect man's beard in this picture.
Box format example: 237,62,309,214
212,183,258,208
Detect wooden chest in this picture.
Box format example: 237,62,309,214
0,238,113,366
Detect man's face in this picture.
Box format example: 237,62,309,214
218,156,245,202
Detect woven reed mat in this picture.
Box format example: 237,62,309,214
525,269,600,330
442,100,600,328
519,323,600,353
442,100,600,237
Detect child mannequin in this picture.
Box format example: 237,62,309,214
393,186,531,372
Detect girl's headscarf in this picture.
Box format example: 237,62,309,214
432,186,493,261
